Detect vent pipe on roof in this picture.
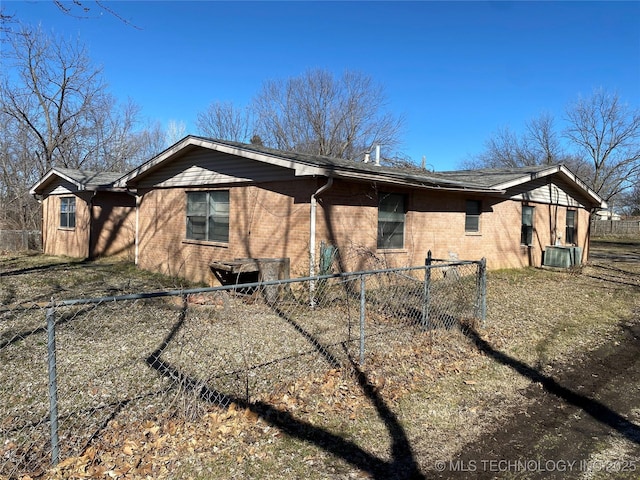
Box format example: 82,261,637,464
375,144,381,166
363,151,370,163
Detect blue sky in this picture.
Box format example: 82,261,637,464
3,1,639,171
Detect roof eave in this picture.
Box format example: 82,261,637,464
490,165,562,190
556,165,606,208
116,135,500,192
491,164,605,209
29,168,85,196
115,136,316,187
319,168,502,193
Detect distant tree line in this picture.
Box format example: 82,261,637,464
0,24,167,231
196,69,405,164
0,22,406,231
463,90,640,215
1,4,639,234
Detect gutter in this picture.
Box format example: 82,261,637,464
309,177,334,304
134,193,140,265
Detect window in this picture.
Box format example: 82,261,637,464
565,210,577,245
60,197,76,229
186,191,229,243
521,205,534,245
465,200,481,232
377,193,405,249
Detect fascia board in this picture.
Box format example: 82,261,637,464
556,165,606,208
490,165,561,190
29,169,84,196
115,135,504,194
115,136,327,187
114,136,197,187
209,143,329,176
491,164,605,208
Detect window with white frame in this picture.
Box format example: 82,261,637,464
465,200,481,232
186,191,229,243
60,197,76,229
565,210,577,245
521,205,534,245
377,192,405,249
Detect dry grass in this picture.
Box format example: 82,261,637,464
1,237,639,479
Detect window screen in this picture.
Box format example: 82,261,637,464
60,197,76,229
521,205,534,245
186,191,229,242
377,193,405,249
465,200,481,232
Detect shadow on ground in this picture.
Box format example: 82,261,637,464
145,301,426,480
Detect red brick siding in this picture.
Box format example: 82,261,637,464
135,179,594,284
137,180,315,284
41,194,90,258
90,192,136,259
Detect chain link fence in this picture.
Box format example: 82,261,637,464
1,256,485,477
0,230,41,252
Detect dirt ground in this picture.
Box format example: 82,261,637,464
428,242,640,480
2,239,639,479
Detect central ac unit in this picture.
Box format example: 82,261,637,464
543,246,581,268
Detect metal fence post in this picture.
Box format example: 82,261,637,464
46,300,60,466
476,258,487,327
421,251,432,329
359,274,366,365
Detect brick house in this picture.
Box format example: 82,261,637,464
29,168,136,260
31,135,606,284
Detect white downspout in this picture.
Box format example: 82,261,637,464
134,194,140,265
309,177,334,303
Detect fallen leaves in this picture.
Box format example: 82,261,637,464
46,401,266,479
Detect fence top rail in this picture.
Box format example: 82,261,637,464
2,259,482,310
426,258,483,266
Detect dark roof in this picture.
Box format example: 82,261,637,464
436,165,560,188
53,167,125,188
30,136,605,208
126,135,495,192
29,167,125,195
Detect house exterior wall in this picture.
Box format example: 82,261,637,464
89,192,136,260
41,193,90,258
314,181,592,272
136,180,315,284
135,176,594,286
41,189,136,260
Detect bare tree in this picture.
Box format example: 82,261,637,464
52,0,135,25
3,27,104,171
563,89,640,201
164,119,186,145
0,26,151,229
196,101,252,142
251,69,405,160
0,114,38,229
2,1,137,37
465,114,569,169
465,90,639,203
525,114,564,165
617,183,640,216
135,121,172,161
